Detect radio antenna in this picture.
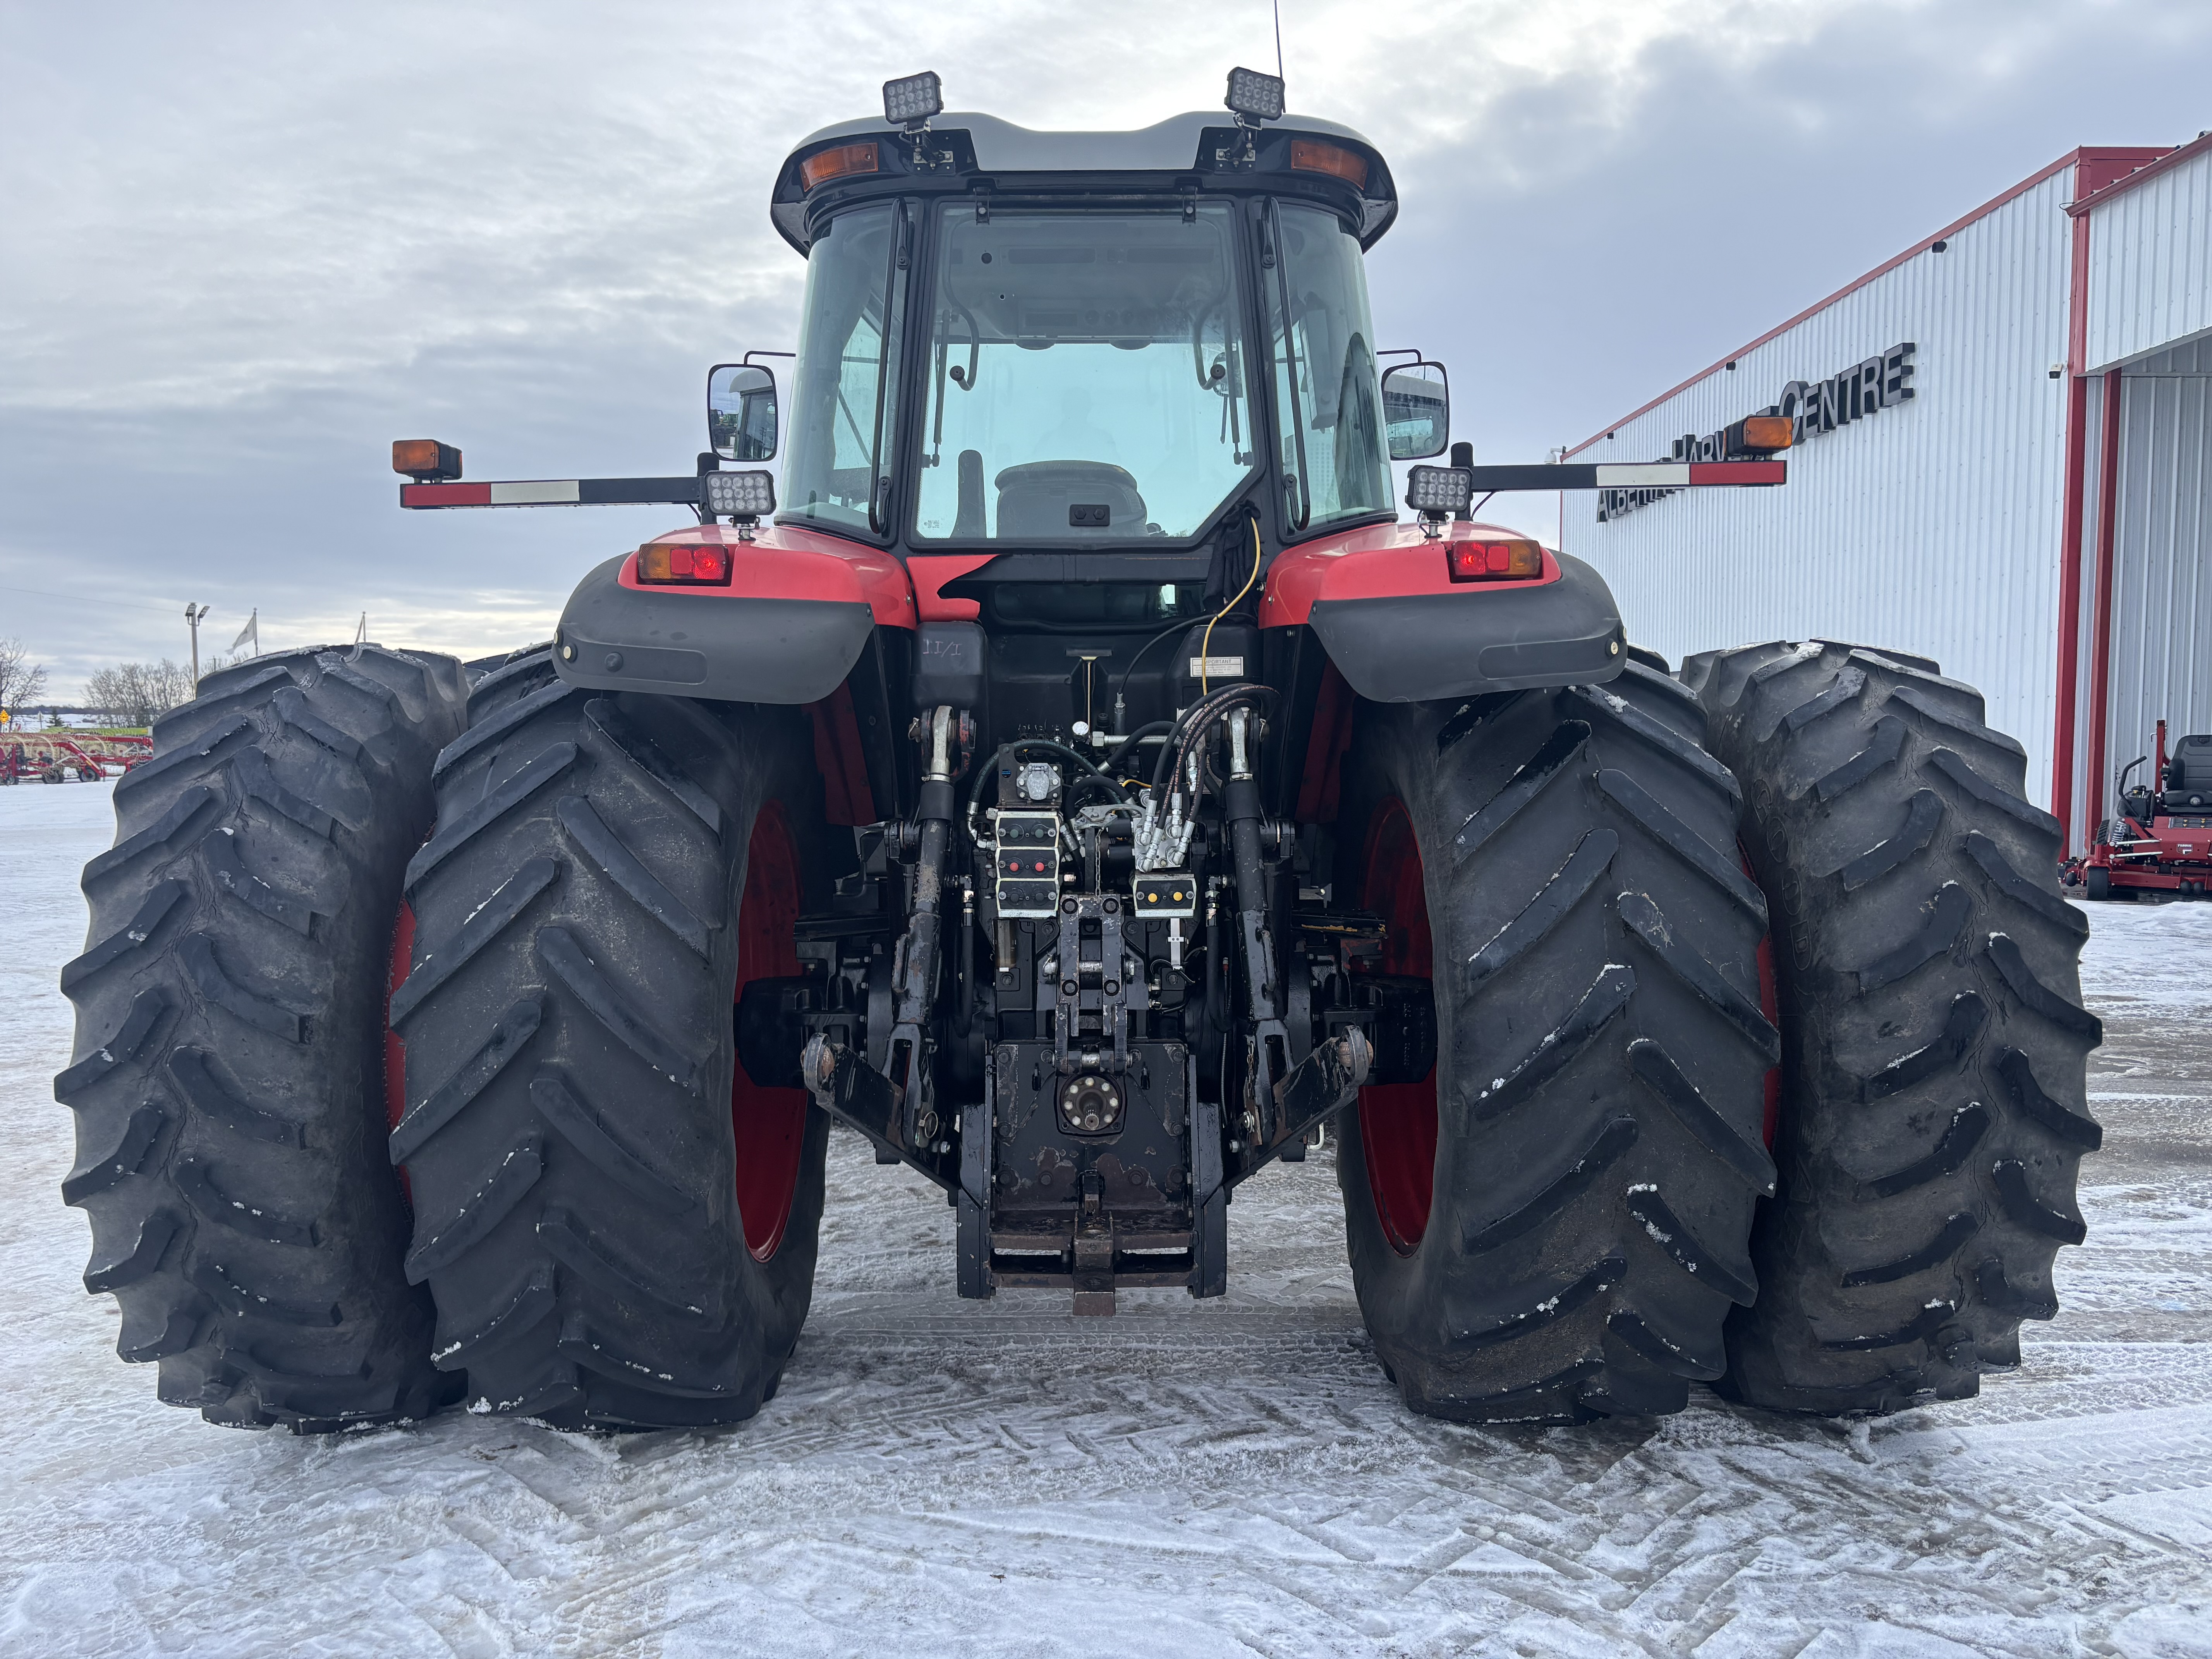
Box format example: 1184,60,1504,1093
1273,0,1284,78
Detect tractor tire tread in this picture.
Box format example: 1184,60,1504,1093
392,680,829,1429
56,644,467,1431
1338,670,1771,1424
1688,641,2097,1410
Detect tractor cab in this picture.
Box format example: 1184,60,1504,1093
751,73,1428,565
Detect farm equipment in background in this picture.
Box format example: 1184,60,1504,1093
2072,720,2212,899
57,67,2099,1437
1,731,152,784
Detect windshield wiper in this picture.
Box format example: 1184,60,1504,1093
946,298,981,390
865,204,910,536
1263,200,1312,532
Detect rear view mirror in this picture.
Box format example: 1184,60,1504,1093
1381,362,1449,460
709,363,778,462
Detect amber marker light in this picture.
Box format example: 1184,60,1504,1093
1732,414,1794,452
800,142,880,191
392,439,462,481
1289,139,1368,189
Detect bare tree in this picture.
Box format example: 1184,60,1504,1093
0,637,46,715
84,660,196,728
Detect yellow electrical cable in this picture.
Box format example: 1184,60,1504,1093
1200,518,1262,696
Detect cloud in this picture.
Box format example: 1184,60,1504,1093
3,0,2207,691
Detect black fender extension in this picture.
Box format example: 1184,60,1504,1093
551,555,876,703
1308,551,1628,702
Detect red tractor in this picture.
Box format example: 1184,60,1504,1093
2074,721,2212,899
58,70,2098,1434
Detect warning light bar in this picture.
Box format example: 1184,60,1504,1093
1458,460,1786,492
400,477,705,509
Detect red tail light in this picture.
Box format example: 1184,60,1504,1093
638,543,732,584
1447,540,1543,582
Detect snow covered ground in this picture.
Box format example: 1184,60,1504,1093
3,779,2208,1657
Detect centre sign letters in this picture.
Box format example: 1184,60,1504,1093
1597,342,1918,522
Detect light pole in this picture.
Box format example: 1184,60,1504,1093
185,603,211,684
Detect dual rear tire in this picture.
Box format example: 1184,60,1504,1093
62,634,2095,1431
1336,661,1776,1422
56,646,469,1429
1336,643,2097,1420
388,651,834,1429
1684,641,2099,1410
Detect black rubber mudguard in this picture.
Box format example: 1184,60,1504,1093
1307,551,1628,702
552,555,877,703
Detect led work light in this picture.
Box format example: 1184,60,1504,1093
883,70,943,129
1224,66,1285,124
704,469,776,521
1404,464,1474,517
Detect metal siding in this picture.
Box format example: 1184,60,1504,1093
2085,146,2212,372
1561,172,2075,805
2102,337,2212,809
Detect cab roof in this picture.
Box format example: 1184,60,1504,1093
770,109,1398,254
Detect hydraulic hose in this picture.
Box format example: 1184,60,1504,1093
1102,721,1173,777
1149,682,1280,800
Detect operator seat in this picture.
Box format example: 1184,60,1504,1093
2161,733,2212,812
993,460,1147,538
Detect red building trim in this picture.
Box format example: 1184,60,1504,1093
2051,186,2096,845
1565,146,2169,459
1566,149,2106,459
2085,368,2126,833
2065,131,2212,217
2051,151,2170,848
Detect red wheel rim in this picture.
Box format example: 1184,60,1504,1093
385,900,415,1135
732,802,808,1261
1358,798,1437,1255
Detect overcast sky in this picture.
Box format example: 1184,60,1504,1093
3,0,2207,696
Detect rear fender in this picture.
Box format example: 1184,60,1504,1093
1263,522,1626,703
553,524,915,704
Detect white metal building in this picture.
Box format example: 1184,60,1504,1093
1559,136,2212,853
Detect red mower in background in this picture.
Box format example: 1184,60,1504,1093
2073,721,2212,900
